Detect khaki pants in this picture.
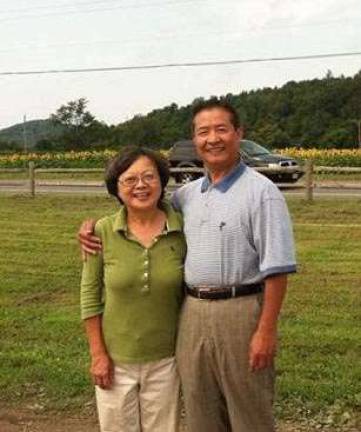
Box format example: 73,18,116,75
95,356,180,432
176,295,275,432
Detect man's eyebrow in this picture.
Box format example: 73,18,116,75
196,123,228,131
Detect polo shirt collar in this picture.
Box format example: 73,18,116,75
201,161,246,193
113,206,128,233
112,200,182,233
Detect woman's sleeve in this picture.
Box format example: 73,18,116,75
80,224,104,320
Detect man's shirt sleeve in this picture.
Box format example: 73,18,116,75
252,195,297,278
171,189,180,211
171,187,185,212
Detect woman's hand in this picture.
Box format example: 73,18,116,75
90,352,114,389
84,316,112,389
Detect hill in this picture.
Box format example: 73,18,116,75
0,119,64,150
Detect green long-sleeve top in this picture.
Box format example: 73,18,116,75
80,201,186,364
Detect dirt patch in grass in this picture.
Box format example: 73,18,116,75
0,408,98,432
1,408,359,432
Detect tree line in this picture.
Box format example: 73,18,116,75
1,70,361,152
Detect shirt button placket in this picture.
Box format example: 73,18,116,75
201,187,211,224
141,249,150,294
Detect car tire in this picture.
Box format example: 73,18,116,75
172,162,204,184
174,171,203,184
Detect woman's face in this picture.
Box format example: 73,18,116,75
117,156,162,212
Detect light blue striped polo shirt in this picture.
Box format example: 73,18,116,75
172,162,296,287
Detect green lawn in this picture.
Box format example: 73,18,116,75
0,195,360,429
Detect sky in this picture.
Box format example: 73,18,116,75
0,0,360,129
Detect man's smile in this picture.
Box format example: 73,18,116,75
205,145,225,154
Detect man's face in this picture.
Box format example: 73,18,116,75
192,107,242,172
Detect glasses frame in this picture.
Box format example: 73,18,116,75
117,171,160,188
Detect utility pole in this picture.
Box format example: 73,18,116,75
23,114,28,153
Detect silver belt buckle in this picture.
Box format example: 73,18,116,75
198,286,210,300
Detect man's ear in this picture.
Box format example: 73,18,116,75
237,127,244,140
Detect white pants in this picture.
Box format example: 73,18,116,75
95,356,180,432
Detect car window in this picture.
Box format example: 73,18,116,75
241,140,271,156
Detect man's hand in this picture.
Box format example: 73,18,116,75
249,328,277,372
90,352,114,389
248,274,287,372
77,219,102,260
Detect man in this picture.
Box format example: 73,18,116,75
172,98,295,432
79,98,296,432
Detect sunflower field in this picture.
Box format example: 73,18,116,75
1,148,361,168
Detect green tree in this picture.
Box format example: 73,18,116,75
35,138,57,151
320,127,353,149
50,98,106,150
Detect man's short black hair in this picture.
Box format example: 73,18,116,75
191,97,241,132
105,146,170,205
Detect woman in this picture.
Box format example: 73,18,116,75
80,147,186,432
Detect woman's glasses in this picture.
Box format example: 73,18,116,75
118,172,159,188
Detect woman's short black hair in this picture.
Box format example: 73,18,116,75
105,146,170,205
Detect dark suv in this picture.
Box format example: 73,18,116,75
168,139,304,184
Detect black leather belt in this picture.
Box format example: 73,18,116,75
186,283,264,300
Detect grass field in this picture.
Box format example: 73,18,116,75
0,194,360,430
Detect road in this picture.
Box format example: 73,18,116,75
1,180,361,197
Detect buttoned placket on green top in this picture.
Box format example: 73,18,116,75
80,201,186,365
